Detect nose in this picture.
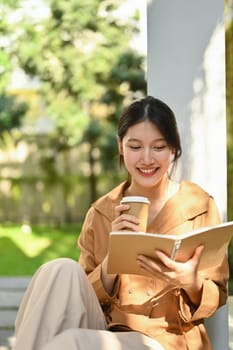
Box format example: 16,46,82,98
141,148,154,165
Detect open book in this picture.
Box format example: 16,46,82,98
107,221,233,275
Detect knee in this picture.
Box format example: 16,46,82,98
38,258,85,279
45,257,79,269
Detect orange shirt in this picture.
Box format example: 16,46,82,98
78,180,229,350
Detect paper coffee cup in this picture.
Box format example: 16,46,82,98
120,196,150,232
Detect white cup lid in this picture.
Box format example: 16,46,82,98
120,196,150,204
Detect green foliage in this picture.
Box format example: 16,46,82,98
0,0,20,6
0,52,12,91
1,0,146,201
0,94,28,140
0,4,15,90
12,0,133,100
0,224,81,275
5,0,146,142
102,49,146,125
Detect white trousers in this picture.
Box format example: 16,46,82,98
13,258,165,350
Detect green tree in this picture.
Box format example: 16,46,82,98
0,94,28,140
0,0,28,142
81,49,147,201
3,0,146,201
0,0,19,90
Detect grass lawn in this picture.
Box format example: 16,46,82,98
0,223,82,276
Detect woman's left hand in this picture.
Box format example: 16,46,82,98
137,245,205,305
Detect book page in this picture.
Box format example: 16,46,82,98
174,224,233,269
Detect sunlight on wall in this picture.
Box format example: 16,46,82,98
188,22,226,216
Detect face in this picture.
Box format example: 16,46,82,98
118,120,174,191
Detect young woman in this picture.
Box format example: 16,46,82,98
13,96,229,350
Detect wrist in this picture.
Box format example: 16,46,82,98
184,280,203,306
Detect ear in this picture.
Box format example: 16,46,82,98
117,136,123,155
170,148,176,162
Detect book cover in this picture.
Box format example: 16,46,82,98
107,221,233,275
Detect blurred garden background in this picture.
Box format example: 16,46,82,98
0,0,147,275
0,0,232,292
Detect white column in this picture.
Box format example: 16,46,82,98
147,1,228,349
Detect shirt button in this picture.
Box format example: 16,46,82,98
128,288,135,294
146,290,154,296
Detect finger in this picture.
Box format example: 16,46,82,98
114,204,130,218
137,255,171,280
118,220,141,231
191,245,205,265
120,213,140,224
137,254,165,272
137,255,159,274
112,216,140,231
153,250,176,269
113,214,140,227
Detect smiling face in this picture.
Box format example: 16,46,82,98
118,120,174,192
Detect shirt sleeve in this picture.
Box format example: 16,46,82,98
78,206,120,303
178,197,229,322
178,258,229,322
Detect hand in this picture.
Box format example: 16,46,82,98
137,245,205,305
111,203,140,231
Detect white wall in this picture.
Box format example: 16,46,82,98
147,1,228,349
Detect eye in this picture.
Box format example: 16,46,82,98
129,145,141,150
153,145,166,151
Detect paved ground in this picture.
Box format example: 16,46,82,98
0,277,233,349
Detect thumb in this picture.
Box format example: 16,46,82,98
191,245,205,266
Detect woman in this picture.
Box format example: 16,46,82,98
13,96,229,350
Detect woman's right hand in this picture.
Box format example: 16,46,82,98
111,204,140,231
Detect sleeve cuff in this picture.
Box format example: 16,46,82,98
179,279,219,322
87,263,120,303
